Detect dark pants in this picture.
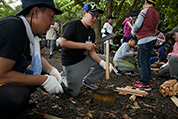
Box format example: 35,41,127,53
137,40,156,84
158,56,178,79
0,84,36,118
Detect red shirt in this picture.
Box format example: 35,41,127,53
137,7,159,40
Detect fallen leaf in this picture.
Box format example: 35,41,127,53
130,102,140,109
71,100,76,104
122,114,132,119
86,99,91,104
86,110,94,119
28,112,34,115
69,97,74,101
52,104,58,109
147,109,152,112
42,92,48,95
108,84,115,87
105,112,116,118
126,104,130,108
140,101,152,108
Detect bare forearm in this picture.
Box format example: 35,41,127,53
60,38,87,49
89,49,101,63
0,70,47,86
41,56,53,73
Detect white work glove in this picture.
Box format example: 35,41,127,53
61,75,68,87
41,75,64,94
160,62,169,69
99,60,113,72
49,67,62,84
131,29,136,37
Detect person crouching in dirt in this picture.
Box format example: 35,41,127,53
60,2,113,97
131,0,159,91
0,0,64,118
113,35,138,76
158,26,178,79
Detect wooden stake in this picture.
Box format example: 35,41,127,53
106,40,110,79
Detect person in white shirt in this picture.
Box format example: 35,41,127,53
101,14,116,54
46,21,59,58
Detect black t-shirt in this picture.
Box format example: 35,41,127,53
61,20,95,66
0,16,30,72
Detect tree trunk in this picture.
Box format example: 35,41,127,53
107,0,113,15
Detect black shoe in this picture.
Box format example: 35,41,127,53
82,80,98,90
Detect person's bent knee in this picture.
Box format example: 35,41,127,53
70,89,81,97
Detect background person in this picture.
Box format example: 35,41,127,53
155,27,166,49
122,9,139,43
131,0,159,91
158,26,178,79
46,21,59,58
0,0,64,118
113,35,137,76
101,14,116,54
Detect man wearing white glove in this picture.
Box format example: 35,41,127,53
48,67,68,88
48,67,62,83
0,0,64,118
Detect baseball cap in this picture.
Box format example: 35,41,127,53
16,0,63,16
130,9,139,17
167,26,178,34
82,2,104,14
148,0,157,4
107,14,116,19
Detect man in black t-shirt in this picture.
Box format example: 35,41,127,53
60,2,113,97
0,0,64,118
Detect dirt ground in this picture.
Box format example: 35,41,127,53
18,47,178,119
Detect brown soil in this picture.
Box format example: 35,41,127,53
18,47,178,119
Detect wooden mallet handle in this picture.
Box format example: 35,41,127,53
127,22,133,29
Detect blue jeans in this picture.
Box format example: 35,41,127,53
150,56,159,64
137,40,156,84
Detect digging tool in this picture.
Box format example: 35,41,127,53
98,33,116,79
102,33,116,79
84,33,116,55
84,33,116,79
95,33,116,44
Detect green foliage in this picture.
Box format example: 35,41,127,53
0,0,16,19
156,0,178,30
1,0,178,37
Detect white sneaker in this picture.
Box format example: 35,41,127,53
113,67,122,75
